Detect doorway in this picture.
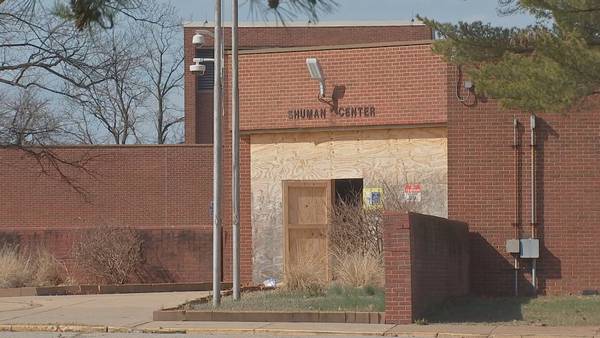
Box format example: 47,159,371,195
283,180,331,280
282,179,364,281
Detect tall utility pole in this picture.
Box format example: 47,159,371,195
212,0,223,307
231,0,241,301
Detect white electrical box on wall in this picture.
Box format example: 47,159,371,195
520,239,540,258
506,239,520,254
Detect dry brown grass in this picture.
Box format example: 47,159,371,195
0,246,34,288
0,246,67,288
32,249,67,286
328,192,384,288
331,250,384,288
328,180,426,289
283,252,327,296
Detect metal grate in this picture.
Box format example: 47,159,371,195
196,49,215,90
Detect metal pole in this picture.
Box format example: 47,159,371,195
530,114,537,293
530,114,536,232
212,0,223,307
231,0,241,301
513,116,519,297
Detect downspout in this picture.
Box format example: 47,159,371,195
513,116,520,296
530,114,537,292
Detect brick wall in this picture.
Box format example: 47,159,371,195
384,212,469,324
409,213,469,318
0,145,227,283
235,42,448,132
0,146,212,228
0,227,213,283
448,98,600,296
184,24,433,144
383,212,413,324
185,24,432,49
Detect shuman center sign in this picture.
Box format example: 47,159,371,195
287,106,376,120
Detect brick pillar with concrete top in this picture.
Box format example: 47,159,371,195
383,211,413,324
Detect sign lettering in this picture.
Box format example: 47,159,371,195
287,106,376,120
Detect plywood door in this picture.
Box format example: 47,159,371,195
283,180,331,280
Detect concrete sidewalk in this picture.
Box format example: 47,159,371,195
0,291,205,328
0,293,599,337
136,322,600,337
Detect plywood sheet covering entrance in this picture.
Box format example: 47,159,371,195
251,127,448,283
284,181,331,280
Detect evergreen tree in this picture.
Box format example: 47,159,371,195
421,0,600,113
2,0,336,30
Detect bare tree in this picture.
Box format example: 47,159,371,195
0,90,62,146
69,31,146,144
63,2,184,145
0,1,110,98
138,2,184,144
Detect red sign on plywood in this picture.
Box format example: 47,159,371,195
403,184,422,202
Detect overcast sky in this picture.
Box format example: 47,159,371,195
171,0,535,27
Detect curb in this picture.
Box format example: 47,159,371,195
0,282,229,298
0,323,597,337
154,309,385,324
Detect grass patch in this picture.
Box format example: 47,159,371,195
426,295,600,326
0,246,67,288
189,286,384,312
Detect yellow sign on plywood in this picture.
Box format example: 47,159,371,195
363,187,384,210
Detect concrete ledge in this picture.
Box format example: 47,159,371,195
154,285,384,324
0,282,223,298
0,287,37,297
153,309,386,324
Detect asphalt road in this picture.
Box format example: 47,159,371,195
0,333,391,338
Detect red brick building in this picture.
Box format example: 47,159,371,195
1,22,598,303
184,21,600,297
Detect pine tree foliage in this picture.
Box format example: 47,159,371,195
421,0,600,113
254,0,337,23
54,0,141,30
41,0,336,29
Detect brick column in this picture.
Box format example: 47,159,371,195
383,211,413,324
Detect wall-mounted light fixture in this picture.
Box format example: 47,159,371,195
306,58,326,98
306,57,343,109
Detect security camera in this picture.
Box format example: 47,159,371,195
192,33,205,47
189,57,214,75
190,63,206,75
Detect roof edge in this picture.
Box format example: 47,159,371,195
183,20,426,28
232,40,434,55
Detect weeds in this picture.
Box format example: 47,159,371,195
331,250,384,288
0,245,34,288
72,226,143,284
0,246,67,288
283,251,326,296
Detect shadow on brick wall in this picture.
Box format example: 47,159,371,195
0,232,20,247
533,118,561,294
470,233,530,296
